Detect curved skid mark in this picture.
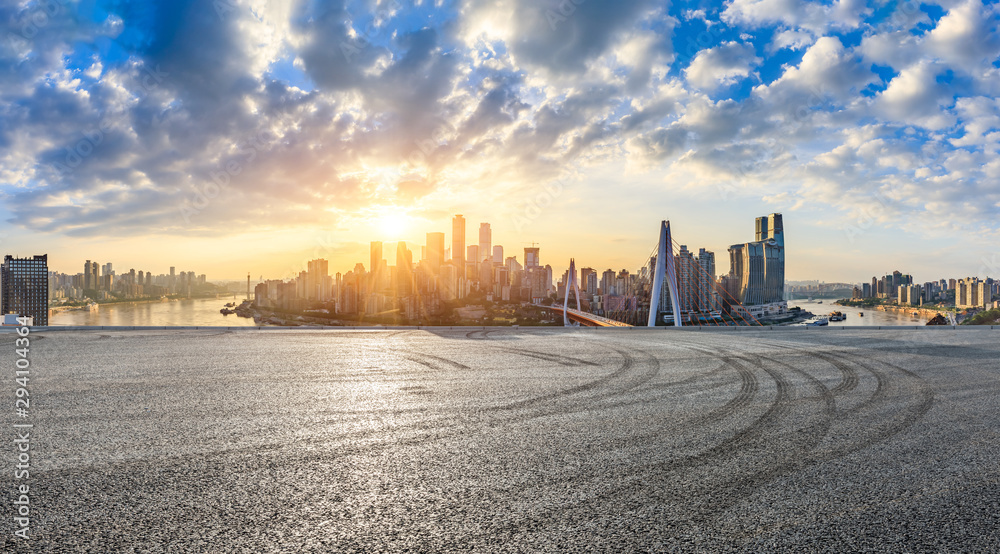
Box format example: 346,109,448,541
495,346,601,367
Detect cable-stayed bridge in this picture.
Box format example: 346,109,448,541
551,220,766,328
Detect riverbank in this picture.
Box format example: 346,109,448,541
789,299,926,326
50,294,241,314
49,297,256,327
874,304,945,320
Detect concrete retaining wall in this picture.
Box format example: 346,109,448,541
2,324,997,332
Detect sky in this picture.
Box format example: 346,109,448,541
1,0,999,283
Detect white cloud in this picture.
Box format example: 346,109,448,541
1,0,998,265
770,29,815,52
925,0,1000,73
684,42,760,90
722,0,867,33
951,96,1000,148
755,36,876,110
874,61,957,130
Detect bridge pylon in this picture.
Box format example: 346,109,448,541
563,258,582,327
647,221,683,327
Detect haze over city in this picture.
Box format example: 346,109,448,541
4,1,1000,551
2,0,998,281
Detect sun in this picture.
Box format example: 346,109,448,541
375,212,407,238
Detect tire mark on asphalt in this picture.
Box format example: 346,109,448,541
492,346,601,367
479,340,854,539
402,352,470,371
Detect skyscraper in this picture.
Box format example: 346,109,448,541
676,245,696,313
478,223,491,263
580,267,596,296
83,260,99,290
957,277,993,309
370,241,383,290
426,232,445,276
524,247,540,269
452,215,466,270
601,269,617,295
396,242,412,296
307,259,329,300
728,213,784,306
2,254,49,326
466,245,479,266
697,248,719,312
492,245,503,265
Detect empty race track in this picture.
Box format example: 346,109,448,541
4,328,999,551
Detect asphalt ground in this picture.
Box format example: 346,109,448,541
3,328,999,552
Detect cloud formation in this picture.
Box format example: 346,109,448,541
0,0,997,251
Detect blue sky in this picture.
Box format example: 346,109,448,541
1,0,998,282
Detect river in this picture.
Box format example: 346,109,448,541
48,297,929,327
50,297,257,327
787,299,927,326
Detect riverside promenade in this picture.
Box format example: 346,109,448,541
3,327,999,551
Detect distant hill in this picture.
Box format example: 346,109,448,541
961,309,1000,326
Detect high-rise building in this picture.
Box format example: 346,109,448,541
728,213,784,306
478,223,491,263
463,244,478,283
492,245,503,265
524,247,540,269
307,259,329,300
676,245,696,313
396,242,412,297
580,267,596,296
899,284,923,306
697,248,720,312
479,259,493,290
452,215,466,270
83,260,99,290
957,277,993,309
601,269,617,296
370,241,383,289
2,254,49,326
425,232,445,276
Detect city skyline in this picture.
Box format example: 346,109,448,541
2,1,998,282
32,211,998,287
29,210,993,328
